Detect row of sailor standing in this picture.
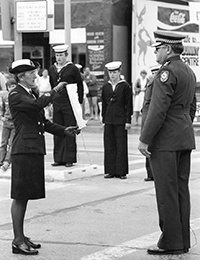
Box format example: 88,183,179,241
48,44,132,171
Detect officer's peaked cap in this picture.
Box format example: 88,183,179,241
9,59,37,74
105,61,122,71
53,44,69,53
152,30,186,47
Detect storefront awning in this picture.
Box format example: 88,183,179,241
0,31,14,46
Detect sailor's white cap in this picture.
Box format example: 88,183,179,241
53,44,69,53
105,61,122,71
9,59,37,74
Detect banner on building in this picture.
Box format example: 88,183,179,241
132,0,200,82
189,2,200,24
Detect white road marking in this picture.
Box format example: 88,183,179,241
80,218,200,260
192,151,200,155
128,151,200,174
128,150,200,166
129,168,146,174
129,159,145,165
191,157,200,163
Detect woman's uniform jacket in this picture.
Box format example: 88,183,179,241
9,84,66,155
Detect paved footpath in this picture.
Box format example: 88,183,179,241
0,119,200,259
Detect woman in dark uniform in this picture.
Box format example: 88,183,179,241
9,59,78,255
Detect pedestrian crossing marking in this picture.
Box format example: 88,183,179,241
80,217,200,260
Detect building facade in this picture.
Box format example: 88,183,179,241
0,0,199,88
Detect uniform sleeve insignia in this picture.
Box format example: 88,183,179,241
44,93,51,97
160,70,169,82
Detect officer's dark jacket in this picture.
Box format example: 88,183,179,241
101,80,133,124
9,85,66,155
49,62,83,104
140,55,196,151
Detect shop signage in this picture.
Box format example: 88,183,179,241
86,26,105,75
16,1,47,32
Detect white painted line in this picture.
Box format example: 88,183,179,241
80,232,159,260
80,217,200,260
192,151,200,155
192,158,200,163
128,152,200,174
129,168,146,174
129,159,145,165
129,150,200,166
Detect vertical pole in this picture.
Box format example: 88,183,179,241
132,0,137,85
1,0,13,41
14,0,22,60
14,31,22,60
64,0,71,61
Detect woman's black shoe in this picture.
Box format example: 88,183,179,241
12,242,39,255
25,237,41,249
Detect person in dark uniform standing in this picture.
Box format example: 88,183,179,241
9,59,79,255
49,44,83,167
143,65,160,182
138,31,197,255
102,61,133,179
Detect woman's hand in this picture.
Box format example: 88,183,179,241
64,126,81,136
54,82,68,93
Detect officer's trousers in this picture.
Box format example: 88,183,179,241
149,150,191,250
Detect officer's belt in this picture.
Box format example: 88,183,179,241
167,107,189,116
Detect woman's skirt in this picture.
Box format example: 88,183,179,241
11,154,45,200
